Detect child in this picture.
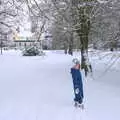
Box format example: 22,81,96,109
71,58,84,108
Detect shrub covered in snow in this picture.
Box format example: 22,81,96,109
22,46,45,56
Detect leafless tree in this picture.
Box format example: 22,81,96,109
24,0,120,76
0,0,25,54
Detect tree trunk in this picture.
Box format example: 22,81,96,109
80,35,89,76
0,47,2,54
64,43,68,54
68,32,73,55
0,40,3,55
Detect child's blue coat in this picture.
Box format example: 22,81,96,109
71,68,83,103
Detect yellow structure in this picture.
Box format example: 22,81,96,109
13,32,19,40
13,32,26,41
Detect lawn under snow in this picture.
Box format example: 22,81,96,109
0,50,120,120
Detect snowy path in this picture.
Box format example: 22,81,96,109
0,50,120,120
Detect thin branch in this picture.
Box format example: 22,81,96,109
37,20,46,41
0,11,17,17
33,0,50,20
0,22,11,28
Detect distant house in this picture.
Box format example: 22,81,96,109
13,31,38,49
14,40,36,48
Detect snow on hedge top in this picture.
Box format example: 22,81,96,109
97,0,109,4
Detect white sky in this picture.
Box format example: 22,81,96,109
97,0,108,3
18,4,32,38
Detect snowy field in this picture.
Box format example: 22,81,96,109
0,50,120,120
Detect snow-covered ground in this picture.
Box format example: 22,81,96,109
0,50,120,120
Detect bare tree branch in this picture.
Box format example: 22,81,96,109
0,22,11,27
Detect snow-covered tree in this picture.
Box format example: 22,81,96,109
24,0,120,76
90,0,120,51
0,0,26,54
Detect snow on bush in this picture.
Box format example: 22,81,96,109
22,46,45,56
